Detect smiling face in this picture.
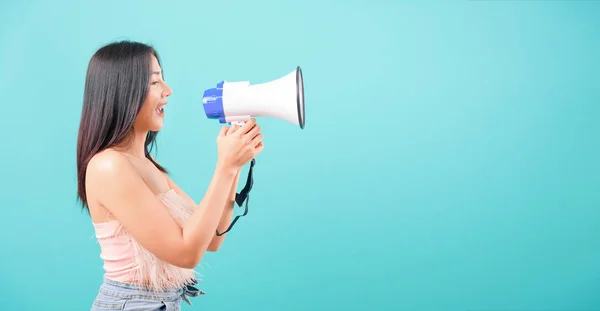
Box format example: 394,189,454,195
133,54,172,132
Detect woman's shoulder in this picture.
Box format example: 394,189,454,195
87,149,131,175
86,149,141,192
85,149,140,218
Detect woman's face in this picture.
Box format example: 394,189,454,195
134,54,172,132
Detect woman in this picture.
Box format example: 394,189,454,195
76,40,264,310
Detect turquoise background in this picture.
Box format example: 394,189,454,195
1,0,599,310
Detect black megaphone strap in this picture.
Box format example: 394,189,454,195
216,158,255,236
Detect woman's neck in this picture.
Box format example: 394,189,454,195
114,129,148,159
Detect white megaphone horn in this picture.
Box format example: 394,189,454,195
202,66,305,129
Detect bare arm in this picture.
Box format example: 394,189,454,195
86,150,238,269
164,168,241,252
162,123,251,251
209,169,241,250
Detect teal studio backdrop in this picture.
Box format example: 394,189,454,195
0,0,599,310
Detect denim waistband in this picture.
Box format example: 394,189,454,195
99,277,204,305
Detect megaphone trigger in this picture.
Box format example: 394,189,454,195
229,121,247,130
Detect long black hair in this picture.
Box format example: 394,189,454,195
76,40,167,210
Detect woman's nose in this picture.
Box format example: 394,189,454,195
163,82,173,97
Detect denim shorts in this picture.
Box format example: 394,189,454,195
90,277,204,311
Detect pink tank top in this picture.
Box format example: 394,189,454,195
92,189,200,292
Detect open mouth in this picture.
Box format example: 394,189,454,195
156,104,166,114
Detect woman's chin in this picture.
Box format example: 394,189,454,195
149,119,164,131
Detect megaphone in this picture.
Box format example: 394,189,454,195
202,66,305,129
200,67,305,237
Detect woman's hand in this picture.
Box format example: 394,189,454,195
216,118,264,171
